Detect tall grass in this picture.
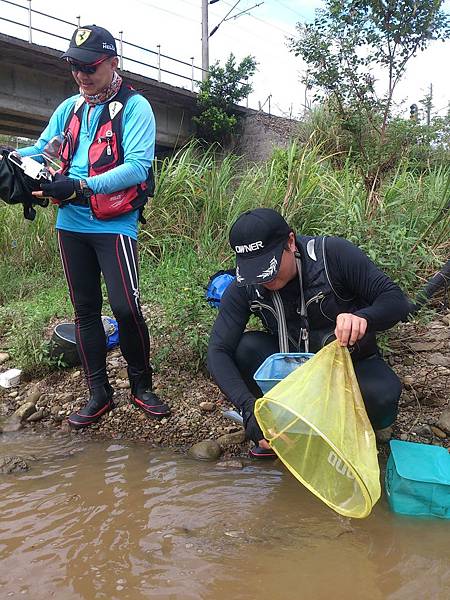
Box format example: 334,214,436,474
1,140,448,372
146,140,449,292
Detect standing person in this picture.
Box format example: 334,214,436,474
207,208,410,457
19,24,170,428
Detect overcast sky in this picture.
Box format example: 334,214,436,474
1,0,449,119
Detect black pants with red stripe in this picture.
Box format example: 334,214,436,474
58,229,151,390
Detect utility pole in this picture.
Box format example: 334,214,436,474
201,0,209,81
201,0,262,82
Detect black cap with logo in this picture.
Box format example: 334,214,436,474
229,208,291,286
62,25,117,63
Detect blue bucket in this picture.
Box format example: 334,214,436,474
385,440,450,519
253,352,314,395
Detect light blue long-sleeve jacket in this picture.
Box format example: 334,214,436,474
19,92,155,239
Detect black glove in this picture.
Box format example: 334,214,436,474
40,173,83,203
241,398,265,445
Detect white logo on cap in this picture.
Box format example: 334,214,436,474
235,241,264,253
103,42,115,51
257,256,278,279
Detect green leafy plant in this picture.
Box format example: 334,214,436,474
193,53,257,143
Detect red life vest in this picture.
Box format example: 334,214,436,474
59,84,154,221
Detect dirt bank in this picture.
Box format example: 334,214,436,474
1,311,449,457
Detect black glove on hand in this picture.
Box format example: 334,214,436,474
40,173,82,203
241,398,265,445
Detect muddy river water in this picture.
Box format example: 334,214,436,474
0,431,449,600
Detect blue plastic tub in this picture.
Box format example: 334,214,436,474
385,440,450,519
253,352,314,395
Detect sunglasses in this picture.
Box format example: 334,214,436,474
67,56,110,74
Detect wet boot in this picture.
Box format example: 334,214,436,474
249,446,277,459
68,383,115,430
129,369,171,418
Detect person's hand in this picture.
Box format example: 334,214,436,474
334,313,367,347
33,173,82,203
241,398,267,445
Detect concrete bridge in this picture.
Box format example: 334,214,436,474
0,32,297,162
0,32,200,153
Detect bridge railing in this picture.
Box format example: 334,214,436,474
0,0,252,107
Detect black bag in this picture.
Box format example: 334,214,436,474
0,149,48,220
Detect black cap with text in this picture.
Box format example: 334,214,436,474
62,25,117,63
229,208,291,286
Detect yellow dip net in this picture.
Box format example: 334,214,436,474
255,341,381,518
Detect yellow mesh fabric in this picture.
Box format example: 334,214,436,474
254,341,380,518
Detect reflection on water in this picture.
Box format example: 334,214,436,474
0,431,449,600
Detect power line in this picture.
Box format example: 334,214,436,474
133,0,199,24
272,0,311,21
219,0,296,36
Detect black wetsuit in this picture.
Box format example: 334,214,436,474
207,236,410,430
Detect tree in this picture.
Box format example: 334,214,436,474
194,54,257,143
289,1,450,196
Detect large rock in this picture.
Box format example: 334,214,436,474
24,389,41,406
188,440,222,461
436,409,450,435
0,455,29,474
217,431,246,448
13,402,37,422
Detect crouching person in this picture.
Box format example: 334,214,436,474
207,208,410,457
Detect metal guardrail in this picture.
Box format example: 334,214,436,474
0,0,210,93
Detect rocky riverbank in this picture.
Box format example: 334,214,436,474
1,312,449,460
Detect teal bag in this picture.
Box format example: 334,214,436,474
385,440,450,519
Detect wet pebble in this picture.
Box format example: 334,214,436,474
37,393,49,407
413,424,432,438
59,393,74,404
0,455,29,474
27,408,45,423
430,426,447,439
